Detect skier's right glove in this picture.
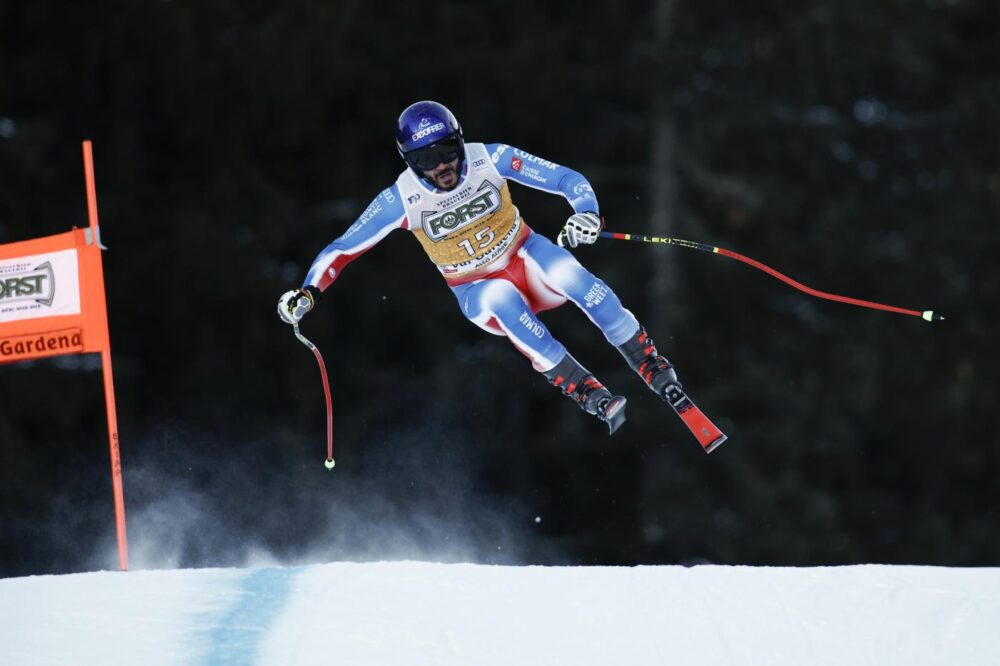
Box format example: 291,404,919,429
277,287,317,325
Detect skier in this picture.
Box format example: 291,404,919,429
278,100,681,434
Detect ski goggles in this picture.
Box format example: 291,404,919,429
404,135,464,171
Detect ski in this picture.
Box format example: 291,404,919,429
662,384,727,453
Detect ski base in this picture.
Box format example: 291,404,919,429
663,384,727,453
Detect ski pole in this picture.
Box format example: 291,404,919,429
599,231,943,322
292,323,336,469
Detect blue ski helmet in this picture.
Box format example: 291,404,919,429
396,101,464,172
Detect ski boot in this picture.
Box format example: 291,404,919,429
616,326,681,399
543,353,627,434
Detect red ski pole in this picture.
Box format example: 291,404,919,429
600,231,944,322
293,323,335,469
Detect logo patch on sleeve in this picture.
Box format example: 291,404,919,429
511,157,523,171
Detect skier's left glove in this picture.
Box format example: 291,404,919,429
277,287,318,325
557,212,603,248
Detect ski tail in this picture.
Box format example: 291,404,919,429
663,385,728,453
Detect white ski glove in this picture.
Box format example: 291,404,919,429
277,288,316,325
557,212,603,248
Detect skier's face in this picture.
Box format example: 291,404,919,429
422,157,461,191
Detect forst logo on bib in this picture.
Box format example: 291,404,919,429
421,181,501,241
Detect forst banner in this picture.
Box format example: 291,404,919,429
0,228,111,364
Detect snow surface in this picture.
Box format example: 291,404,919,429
1,562,999,665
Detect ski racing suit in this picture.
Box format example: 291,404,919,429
303,142,639,372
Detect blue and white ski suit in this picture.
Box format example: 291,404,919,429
303,142,639,371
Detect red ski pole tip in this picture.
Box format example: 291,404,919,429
324,458,336,470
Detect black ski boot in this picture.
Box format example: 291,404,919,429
543,353,627,434
617,326,681,398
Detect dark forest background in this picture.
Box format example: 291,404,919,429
1,0,997,577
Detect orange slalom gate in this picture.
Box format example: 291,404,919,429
0,141,127,570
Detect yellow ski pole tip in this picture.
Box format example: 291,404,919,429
324,458,336,470
922,310,944,322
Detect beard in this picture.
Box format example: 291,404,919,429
428,161,460,190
